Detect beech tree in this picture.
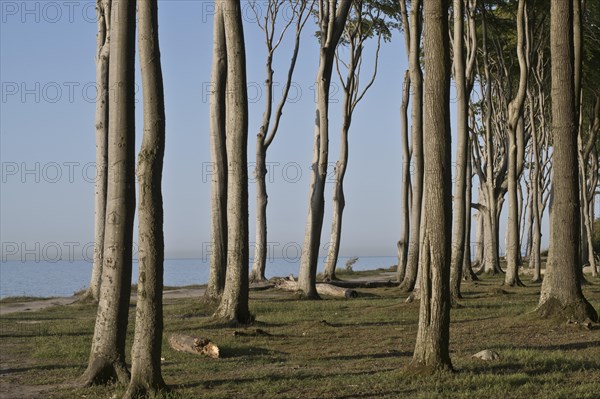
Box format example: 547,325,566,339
86,0,110,302
449,0,477,299
80,0,136,385
123,0,167,396
323,0,397,281
537,0,597,323
397,0,423,293
410,0,452,372
206,2,228,300
214,0,252,323
503,0,528,287
249,0,313,282
297,0,352,299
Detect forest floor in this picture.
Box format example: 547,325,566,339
0,268,599,399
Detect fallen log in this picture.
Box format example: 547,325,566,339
276,279,358,298
325,280,399,289
249,282,275,291
168,333,219,358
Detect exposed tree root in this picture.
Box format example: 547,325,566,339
122,380,168,399
536,297,599,323
78,357,130,387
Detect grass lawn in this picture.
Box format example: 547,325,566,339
0,272,599,398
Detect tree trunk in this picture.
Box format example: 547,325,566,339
250,142,268,282
450,0,468,299
462,138,478,281
298,0,352,299
397,70,411,282
214,0,251,324
473,209,484,269
322,158,346,281
537,0,597,322
250,0,309,283
410,0,452,372
123,0,167,396
482,198,501,274
206,3,228,300
504,0,528,287
80,0,136,385
400,0,423,293
86,0,110,302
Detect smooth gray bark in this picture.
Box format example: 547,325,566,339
450,0,476,299
87,0,111,302
80,0,136,385
504,0,528,287
397,70,411,282
297,0,351,299
214,0,251,323
323,3,382,281
399,0,423,293
124,0,167,396
250,0,311,282
206,3,228,300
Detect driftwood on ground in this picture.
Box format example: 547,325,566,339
326,280,398,289
276,278,358,298
249,282,275,291
168,333,219,358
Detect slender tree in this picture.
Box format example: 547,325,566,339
297,0,352,298
249,0,313,282
409,0,452,372
123,0,167,396
449,0,477,299
323,0,396,281
206,2,228,300
80,0,136,385
398,0,423,293
214,0,252,323
537,0,597,322
86,0,111,302
397,70,411,282
504,0,529,287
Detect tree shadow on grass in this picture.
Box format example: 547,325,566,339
0,364,78,376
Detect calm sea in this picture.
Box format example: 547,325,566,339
0,256,397,299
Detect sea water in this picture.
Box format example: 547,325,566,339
0,256,397,299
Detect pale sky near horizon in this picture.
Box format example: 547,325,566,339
0,0,581,264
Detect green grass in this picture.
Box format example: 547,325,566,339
0,296,56,304
1,273,599,398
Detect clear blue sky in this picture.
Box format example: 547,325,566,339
0,0,567,263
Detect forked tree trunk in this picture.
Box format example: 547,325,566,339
324,7,381,281
537,0,597,323
323,108,350,282
504,0,528,287
214,0,251,323
206,3,228,300
410,0,452,372
399,0,423,293
250,0,309,282
397,70,411,282
450,0,476,299
298,0,351,299
87,0,110,302
80,0,136,385
123,0,167,396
